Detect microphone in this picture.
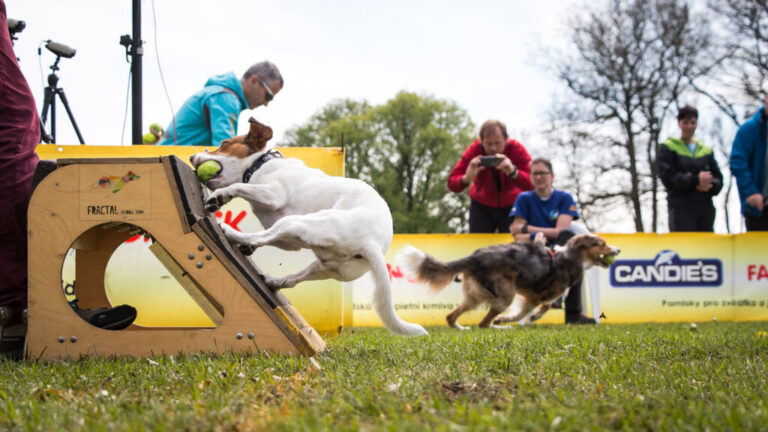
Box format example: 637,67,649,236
45,40,76,59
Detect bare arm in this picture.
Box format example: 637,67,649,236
514,214,573,242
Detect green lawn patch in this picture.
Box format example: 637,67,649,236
1,322,767,431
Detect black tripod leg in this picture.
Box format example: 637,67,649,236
40,86,53,127
39,118,53,144
40,86,56,142
57,89,85,144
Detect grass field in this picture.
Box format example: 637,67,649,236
1,322,767,431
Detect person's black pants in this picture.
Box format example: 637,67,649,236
469,200,513,234
745,211,768,231
553,229,584,316
668,203,715,232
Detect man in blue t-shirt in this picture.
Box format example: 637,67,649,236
509,158,595,324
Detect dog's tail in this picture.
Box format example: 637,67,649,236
395,245,466,292
364,243,428,337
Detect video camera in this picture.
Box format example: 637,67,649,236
8,18,25,44
8,18,25,35
45,40,76,59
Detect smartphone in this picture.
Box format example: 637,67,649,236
479,155,501,167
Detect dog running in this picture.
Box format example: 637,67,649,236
190,118,428,337
396,233,620,329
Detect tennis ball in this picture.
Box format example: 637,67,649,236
142,132,158,144
603,254,616,265
149,123,163,134
196,160,222,183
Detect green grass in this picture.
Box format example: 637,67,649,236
2,322,768,431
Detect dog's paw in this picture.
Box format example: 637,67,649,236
237,244,257,256
262,274,284,291
205,192,232,212
448,322,469,331
492,315,513,325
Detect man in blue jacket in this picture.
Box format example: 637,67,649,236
159,61,283,146
730,95,768,231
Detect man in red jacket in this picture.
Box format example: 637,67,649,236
447,120,533,232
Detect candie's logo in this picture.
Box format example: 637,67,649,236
610,249,722,288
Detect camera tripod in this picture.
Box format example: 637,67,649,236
40,56,84,144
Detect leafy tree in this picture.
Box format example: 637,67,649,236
548,0,717,232
279,92,475,233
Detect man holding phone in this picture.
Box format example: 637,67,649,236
448,120,533,232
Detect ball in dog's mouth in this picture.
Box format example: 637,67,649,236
196,160,222,183
601,254,617,265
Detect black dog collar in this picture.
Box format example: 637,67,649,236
242,149,284,183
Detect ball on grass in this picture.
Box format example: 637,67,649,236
196,160,222,183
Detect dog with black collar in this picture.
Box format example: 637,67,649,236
190,118,428,337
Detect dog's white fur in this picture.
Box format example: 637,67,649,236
190,118,427,337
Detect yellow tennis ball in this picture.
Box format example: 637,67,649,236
143,132,158,144
604,255,616,265
196,160,222,183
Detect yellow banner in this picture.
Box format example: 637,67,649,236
38,146,768,331
42,145,345,333
349,232,768,328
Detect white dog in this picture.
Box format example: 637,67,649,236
189,118,427,337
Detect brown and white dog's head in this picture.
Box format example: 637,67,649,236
564,234,620,269
189,117,273,190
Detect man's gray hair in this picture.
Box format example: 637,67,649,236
243,61,284,86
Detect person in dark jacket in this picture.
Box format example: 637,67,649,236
730,96,768,231
447,120,533,233
0,0,39,331
1,1,136,357
658,106,723,232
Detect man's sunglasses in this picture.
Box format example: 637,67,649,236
259,77,274,102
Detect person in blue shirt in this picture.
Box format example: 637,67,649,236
730,95,768,231
509,158,595,324
159,61,283,146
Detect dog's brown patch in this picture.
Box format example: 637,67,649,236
211,117,273,158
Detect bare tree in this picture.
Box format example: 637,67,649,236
685,1,768,233
702,0,768,123
548,0,717,232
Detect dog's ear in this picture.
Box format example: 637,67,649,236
244,117,273,153
569,234,598,250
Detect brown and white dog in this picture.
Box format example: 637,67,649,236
190,118,428,337
396,233,620,329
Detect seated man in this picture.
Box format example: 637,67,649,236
158,61,283,146
509,157,596,324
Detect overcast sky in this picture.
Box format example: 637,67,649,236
8,0,575,150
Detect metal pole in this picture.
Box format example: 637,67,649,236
131,0,143,145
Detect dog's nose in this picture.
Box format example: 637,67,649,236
189,154,197,166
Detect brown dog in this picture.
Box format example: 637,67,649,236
396,234,620,329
